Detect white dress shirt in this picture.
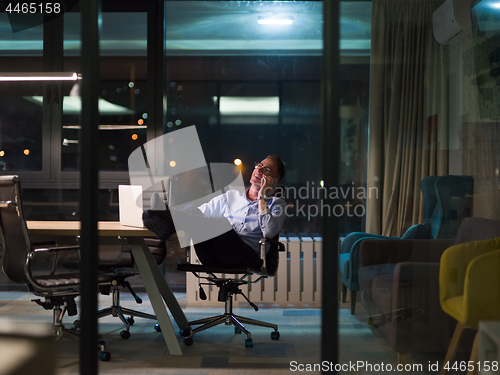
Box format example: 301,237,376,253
198,189,287,253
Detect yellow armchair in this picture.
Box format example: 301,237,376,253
439,238,500,375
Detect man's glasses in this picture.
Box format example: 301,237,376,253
254,162,272,176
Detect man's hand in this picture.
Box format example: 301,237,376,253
259,175,277,197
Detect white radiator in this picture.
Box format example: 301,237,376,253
185,233,322,304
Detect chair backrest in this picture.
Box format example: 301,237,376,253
432,175,474,239
455,217,500,245
420,175,474,239
420,176,439,223
0,175,32,284
118,237,167,266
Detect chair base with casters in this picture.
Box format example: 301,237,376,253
98,237,167,338
180,269,280,347
95,276,158,339
177,236,285,347
32,294,110,361
66,237,167,339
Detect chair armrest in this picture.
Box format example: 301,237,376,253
259,237,285,255
258,237,285,275
26,245,80,279
340,232,399,255
391,261,455,350
31,245,80,253
32,241,59,247
392,261,441,309
359,239,454,268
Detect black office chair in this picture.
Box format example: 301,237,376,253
177,235,285,347
88,237,167,339
0,175,112,361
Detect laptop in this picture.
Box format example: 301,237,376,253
118,185,144,228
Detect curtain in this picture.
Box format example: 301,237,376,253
366,0,449,236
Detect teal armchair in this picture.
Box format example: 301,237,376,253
339,175,474,314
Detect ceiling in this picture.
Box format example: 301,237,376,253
0,1,372,56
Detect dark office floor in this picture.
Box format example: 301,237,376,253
0,291,451,375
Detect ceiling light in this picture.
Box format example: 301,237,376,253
26,96,133,115
0,72,79,81
63,125,147,130
219,96,280,115
258,16,293,25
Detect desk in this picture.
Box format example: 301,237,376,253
27,221,188,356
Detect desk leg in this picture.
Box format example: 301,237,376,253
127,237,185,355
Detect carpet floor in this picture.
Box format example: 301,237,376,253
0,291,453,375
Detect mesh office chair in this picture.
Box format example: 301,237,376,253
0,175,112,361
177,235,285,347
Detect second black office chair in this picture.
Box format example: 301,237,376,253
67,237,167,339
177,236,285,347
96,238,167,338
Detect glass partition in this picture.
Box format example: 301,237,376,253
338,0,500,374
11,1,500,372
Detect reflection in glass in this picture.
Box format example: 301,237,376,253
62,12,148,172
0,82,43,171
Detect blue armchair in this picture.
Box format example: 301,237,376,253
339,175,474,314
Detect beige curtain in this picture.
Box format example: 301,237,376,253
366,0,449,236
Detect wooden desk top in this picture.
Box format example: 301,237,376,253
27,221,154,237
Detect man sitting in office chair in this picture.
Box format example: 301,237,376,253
142,154,287,269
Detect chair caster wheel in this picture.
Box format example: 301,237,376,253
126,317,135,326
73,319,80,329
99,351,111,361
184,337,193,346
180,328,190,337
154,323,161,332
271,331,280,340
235,327,242,334
120,330,131,339
245,338,253,348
